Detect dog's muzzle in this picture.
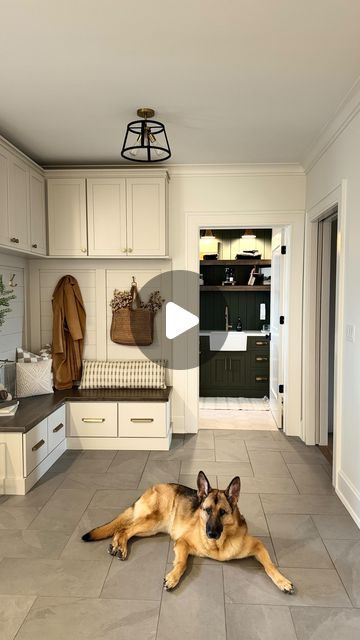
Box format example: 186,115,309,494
206,527,222,540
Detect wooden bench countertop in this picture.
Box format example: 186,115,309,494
0,387,172,434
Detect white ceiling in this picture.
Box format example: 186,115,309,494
1,0,360,166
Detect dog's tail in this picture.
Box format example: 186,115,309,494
82,507,133,542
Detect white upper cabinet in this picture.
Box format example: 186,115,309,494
29,171,46,255
87,178,127,256
46,173,168,258
0,140,47,255
0,146,10,247
47,178,87,256
8,156,30,250
126,177,167,256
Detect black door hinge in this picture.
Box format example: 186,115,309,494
281,245,287,255
279,315,285,325
279,384,284,393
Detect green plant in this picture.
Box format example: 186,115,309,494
0,275,16,327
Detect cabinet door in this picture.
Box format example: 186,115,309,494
126,177,167,256
29,171,46,255
87,178,127,256
227,353,246,389
0,146,10,247
47,178,87,256
200,352,229,394
8,156,30,250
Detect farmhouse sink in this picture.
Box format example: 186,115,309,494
209,331,248,351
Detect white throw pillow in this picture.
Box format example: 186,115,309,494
79,359,167,390
16,360,54,398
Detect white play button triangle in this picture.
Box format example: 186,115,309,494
166,302,199,339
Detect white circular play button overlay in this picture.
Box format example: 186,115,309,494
165,302,199,340
132,270,227,371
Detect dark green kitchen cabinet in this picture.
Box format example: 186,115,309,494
200,336,270,397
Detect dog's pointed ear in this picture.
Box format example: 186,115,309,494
225,476,241,507
197,470,211,499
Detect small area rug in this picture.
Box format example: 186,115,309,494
199,396,270,411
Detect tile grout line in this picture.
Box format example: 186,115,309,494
135,450,152,490
12,595,38,640
221,565,228,639
154,541,170,640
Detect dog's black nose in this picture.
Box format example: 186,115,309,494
207,530,221,539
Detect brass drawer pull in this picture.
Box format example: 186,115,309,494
32,438,45,452
10,237,19,243
53,422,64,433
256,376,269,382
82,418,106,424
255,341,268,346
130,418,154,424
256,356,269,362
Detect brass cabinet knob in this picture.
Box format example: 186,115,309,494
122,248,127,253
128,248,133,253
81,247,87,253
10,237,19,243
32,243,38,249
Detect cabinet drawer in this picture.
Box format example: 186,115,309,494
247,352,270,370
48,406,66,452
23,419,48,476
68,403,118,437
118,402,169,437
247,337,270,351
248,372,270,386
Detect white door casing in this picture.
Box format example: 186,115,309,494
184,211,304,437
269,229,283,428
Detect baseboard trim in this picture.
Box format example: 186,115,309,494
336,469,360,529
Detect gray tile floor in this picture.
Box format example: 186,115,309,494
1,429,360,639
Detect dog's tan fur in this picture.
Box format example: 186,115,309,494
82,471,294,593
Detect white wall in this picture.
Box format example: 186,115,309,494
169,166,306,433
306,106,360,526
0,252,27,361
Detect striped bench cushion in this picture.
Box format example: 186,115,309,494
79,359,167,390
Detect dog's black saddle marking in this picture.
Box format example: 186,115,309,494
173,484,200,512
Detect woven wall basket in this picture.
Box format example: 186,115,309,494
110,308,154,346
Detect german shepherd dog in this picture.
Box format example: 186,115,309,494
82,471,294,593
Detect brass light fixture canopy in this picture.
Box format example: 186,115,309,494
137,107,155,119
121,107,171,163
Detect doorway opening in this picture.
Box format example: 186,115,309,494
198,227,286,431
316,209,338,463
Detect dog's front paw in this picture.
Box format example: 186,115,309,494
108,543,127,560
163,571,180,591
277,575,295,594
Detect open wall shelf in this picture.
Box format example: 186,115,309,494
200,285,271,292
200,259,271,266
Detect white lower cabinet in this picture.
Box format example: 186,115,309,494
47,405,66,453
23,418,48,476
68,402,118,437
0,404,66,495
118,402,169,437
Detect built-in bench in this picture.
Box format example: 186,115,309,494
0,387,172,495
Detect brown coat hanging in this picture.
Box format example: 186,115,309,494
52,275,86,389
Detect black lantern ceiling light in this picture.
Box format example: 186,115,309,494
121,108,171,162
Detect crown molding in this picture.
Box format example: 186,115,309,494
0,133,43,173
302,75,360,173
43,162,304,176
166,163,305,177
